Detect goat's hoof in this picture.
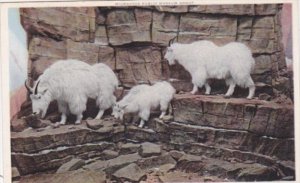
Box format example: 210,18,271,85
224,95,231,99
75,122,81,125
54,122,61,128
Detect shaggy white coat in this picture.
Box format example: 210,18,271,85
164,40,256,99
112,81,176,128
29,59,118,125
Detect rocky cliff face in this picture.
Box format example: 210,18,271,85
12,4,294,182
20,5,292,99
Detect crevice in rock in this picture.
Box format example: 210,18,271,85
150,9,154,42
247,104,258,131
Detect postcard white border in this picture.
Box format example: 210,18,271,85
1,1,299,183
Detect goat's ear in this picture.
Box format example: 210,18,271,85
41,89,48,95
121,104,128,109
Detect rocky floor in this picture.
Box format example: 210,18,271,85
12,139,288,183
11,122,294,182
11,94,295,182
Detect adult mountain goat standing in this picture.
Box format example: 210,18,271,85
112,81,176,128
25,59,118,125
164,39,256,99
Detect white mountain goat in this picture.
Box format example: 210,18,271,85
25,59,118,125
112,81,176,128
164,38,256,99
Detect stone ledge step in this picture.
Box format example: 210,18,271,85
11,142,116,175
147,120,294,161
11,122,124,154
125,127,295,178
172,93,294,138
169,142,295,177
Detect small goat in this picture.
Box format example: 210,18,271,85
164,38,256,99
25,59,118,125
112,81,176,128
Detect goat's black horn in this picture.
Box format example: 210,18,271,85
34,80,40,95
24,79,33,94
168,36,177,46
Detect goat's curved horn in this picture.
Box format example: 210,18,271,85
24,79,33,94
168,36,177,46
34,80,40,95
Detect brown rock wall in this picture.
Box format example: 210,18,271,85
21,4,288,96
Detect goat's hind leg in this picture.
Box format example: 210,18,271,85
69,98,87,125
159,100,169,119
224,78,236,98
246,77,255,99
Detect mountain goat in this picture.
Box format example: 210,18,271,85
164,39,256,99
112,81,176,128
25,59,118,125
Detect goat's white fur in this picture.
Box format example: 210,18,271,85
164,40,255,99
112,81,175,128
29,59,118,125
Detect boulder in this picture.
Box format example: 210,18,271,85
56,158,85,173
119,143,141,155
178,14,237,43
189,5,255,15
115,46,162,87
101,150,119,160
112,163,146,182
24,115,51,129
152,11,179,45
137,154,176,170
66,40,100,65
86,119,104,130
19,169,106,183
11,118,28,132
237,165,281,181
84,153,142,174
139,142,162,157
176,154,204,172
106,9,151,45
255,4,278,15
20,7,96,42
12,167,20,180
95,26,108,45
155,6,188,13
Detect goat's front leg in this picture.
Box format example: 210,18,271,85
190,85,198,94
159,111,166,119
75,114,83,125
204,82,211,95
95,109,104,120
138,110,150,128
59,113,67,125
57,101,68,125
138,119,145,128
